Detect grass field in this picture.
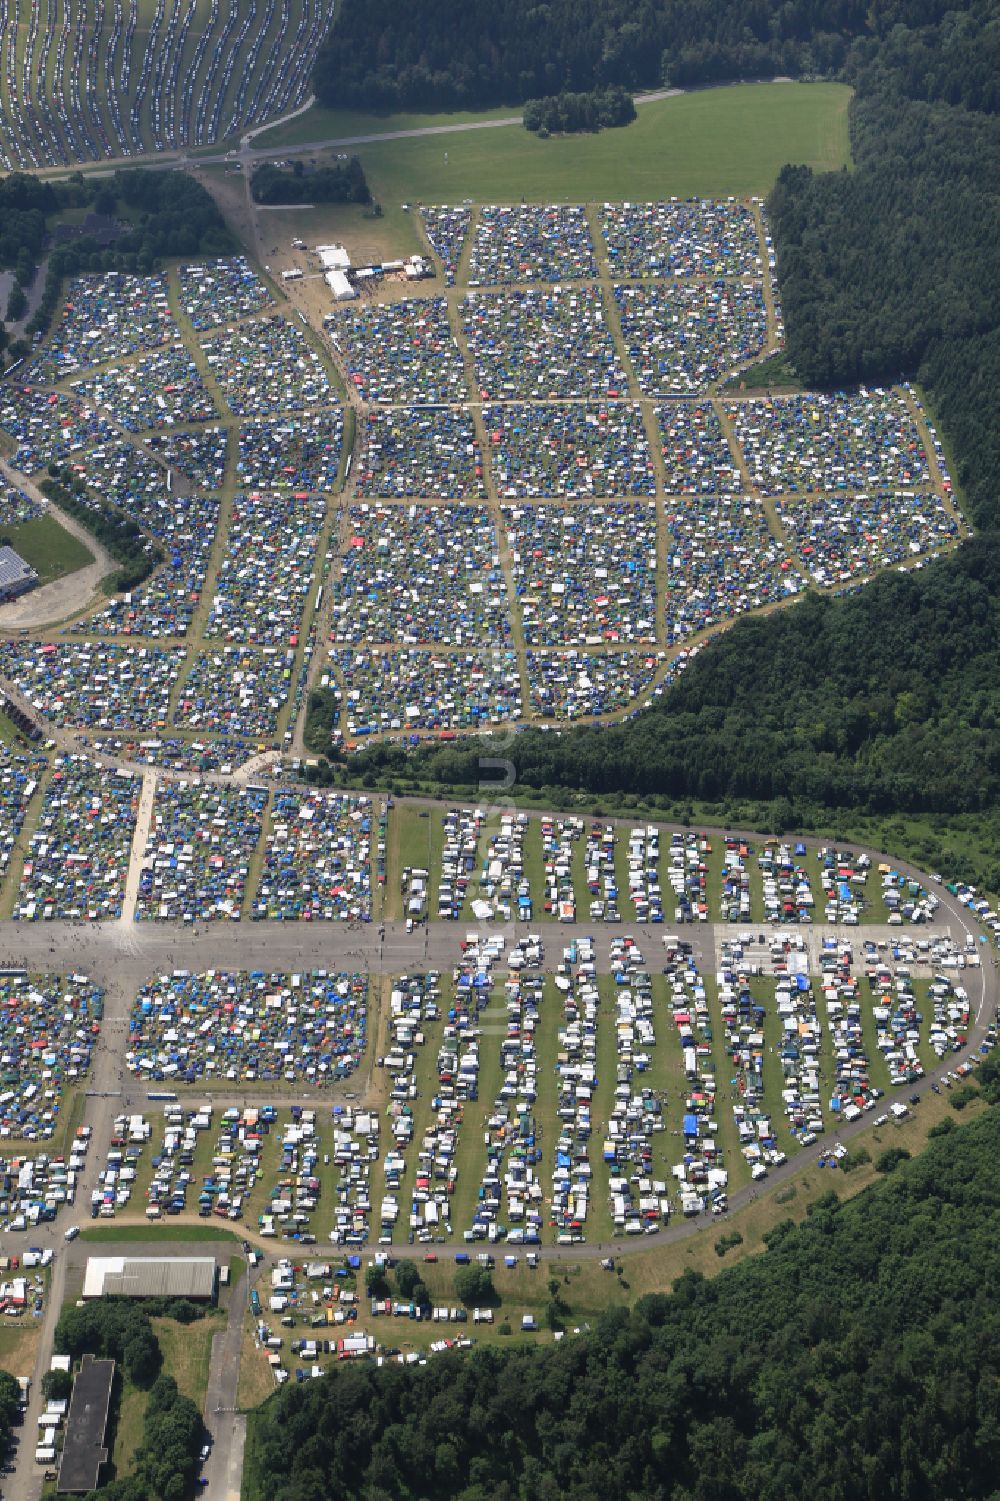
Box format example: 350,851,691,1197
0,1322,40,1378
111,1381,147,1476
726,350,803,392
238,1332,276,1410
321,84,853,205
258,103,523,149
0,512,93,587
80,1223,240,1244
105,1311,222,1478
152,1313,222,1409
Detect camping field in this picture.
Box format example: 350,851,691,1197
260,83,853,202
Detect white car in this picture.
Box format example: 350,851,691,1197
64,1225,80,1241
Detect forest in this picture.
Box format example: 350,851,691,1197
83,1374,203,1501
244,1105,1000,1501
312,0,995,111
0,175,55,270
344,538,1000,889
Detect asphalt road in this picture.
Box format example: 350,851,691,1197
201,1271,249,1501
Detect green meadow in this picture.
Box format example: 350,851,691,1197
261,82,852,202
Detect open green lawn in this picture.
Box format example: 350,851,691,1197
521,817,548,921
755,978,800,1158
587,977,621,1242
387,805,437,919
106,1312,223,1477
702,972,753,1193
151,1314,222,1410
258,102,522,149
703,835,725,921
111,1381,148,1477
449,986,505,1234
0,1322,39,1378
80,1223,239,1243
339,83,852,205
0,511,93,586
911,978,939,1075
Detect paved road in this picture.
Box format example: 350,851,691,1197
202,1271,249,1500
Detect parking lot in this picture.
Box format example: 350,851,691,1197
0,0,330,170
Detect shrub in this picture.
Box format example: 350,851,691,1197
875,1147,912,1174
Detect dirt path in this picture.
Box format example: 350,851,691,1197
119,771,157,923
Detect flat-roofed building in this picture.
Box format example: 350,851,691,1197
57,1354,114,1494
82,1255,217,1301
0,545,38,603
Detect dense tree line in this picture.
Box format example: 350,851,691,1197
0,1371,19,1468
55,1302,208,1499
312,0,987,111
55,1300,162,1387
245,1106,1000,1501
768,101,999,467
84,1375,203,1501
303,687,339,756
0,174,54,269
345,537,1000,888
251,157,370,206
523,86,635,134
